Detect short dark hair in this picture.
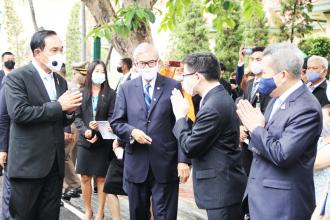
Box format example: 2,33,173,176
183,52,220,81
219,62,226,72
252,46,265,53
30,30,57,55
1,52,13,59
121,58,132,69
60,63,66,76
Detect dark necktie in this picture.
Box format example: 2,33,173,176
144,83,152,111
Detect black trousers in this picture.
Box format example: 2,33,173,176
126,169,179,220
207,203,243,220
9,160,63,220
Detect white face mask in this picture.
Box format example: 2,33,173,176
46,53,64,73
250,61,262,74
322,122,330,137
182,78,198,96
173,74,183,82
92,74,106,85
139,64,159,81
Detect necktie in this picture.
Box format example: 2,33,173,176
144,83,152,111
250,81,259,101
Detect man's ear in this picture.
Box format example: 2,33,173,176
33,48,41,57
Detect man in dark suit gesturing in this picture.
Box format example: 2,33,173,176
5,30,82,220
170,52,247,220
237,43,322,220
111,43,190,220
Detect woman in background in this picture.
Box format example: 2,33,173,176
75,60,116,220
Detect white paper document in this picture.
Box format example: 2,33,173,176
96,121,117,140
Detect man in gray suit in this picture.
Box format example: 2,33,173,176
237,42,322,220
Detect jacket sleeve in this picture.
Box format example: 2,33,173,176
249,108,321,167
0,86,10,152
110,85,135,143
236,64,244,86
5,72,63,125
74,105,88,136
173,106,222,158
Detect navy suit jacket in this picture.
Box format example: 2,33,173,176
0,77,10,152
173,85,247,209
246,84,322,220
111,74,190,184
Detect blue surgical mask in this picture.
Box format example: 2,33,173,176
306,72,321,83
92,74,106,85
258,77,277,96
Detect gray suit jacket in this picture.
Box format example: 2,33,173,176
246,84,322,220
5,63,74,178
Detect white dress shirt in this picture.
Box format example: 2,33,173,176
32,59,57,101
142,75,157,99
269,80,303,120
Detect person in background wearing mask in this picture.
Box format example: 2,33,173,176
0,52,15,220
115,58,133,91
0,52,15,85
306,55,330,107
170,52,247,220
237,43,322,220
74,60,116,220
238,46,271,177
111,42,190,220
5,30,83,219
314,105,330,204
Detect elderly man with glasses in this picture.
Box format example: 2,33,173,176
111,42,190,220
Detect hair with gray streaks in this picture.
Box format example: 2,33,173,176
133,42,159,61
263,42,304,78
307,55,328,70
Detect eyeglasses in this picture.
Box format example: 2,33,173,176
182,72,196,78
135,60,158,68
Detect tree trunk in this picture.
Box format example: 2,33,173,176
81,2,87,61
28,0,38,32
81,0,154,57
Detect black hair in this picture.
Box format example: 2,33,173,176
30,30,57,55
303,56,309,70
83,60,111,116
219,62,227,72
121,58,133,69
252,46,265,53
183,52,220,81
1,52,13,59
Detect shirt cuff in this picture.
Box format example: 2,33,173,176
237,62,244,67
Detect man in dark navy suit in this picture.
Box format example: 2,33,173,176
111,43,190,220
171,52,247,220
5,30,82,220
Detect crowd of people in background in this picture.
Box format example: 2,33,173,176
0,29,330,220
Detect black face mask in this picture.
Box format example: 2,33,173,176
4,60,15,70
117,66,123,73
230,79,236,84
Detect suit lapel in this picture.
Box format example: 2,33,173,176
29,64,51,102
53,73,61,99
148,74,165,118
134,76,148,116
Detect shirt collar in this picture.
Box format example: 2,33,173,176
310,79,326,91
142,74,157,89
32,59,53,80
278,80,303,103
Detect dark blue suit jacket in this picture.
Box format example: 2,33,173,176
246,84,322,220
0,76,9,152
111,74,190,184
173,85,247,209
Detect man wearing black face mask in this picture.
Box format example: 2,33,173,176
115,58,133,91
0,52,15,85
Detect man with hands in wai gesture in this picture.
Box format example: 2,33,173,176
171,52,246,220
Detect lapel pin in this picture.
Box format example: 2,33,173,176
153,98,157,101
280,104,286,110
157,87,160,90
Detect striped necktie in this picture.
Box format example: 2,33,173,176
144,83,152,111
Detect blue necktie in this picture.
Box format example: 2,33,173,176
144,83,151,111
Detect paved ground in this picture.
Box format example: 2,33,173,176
0,173,207,219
